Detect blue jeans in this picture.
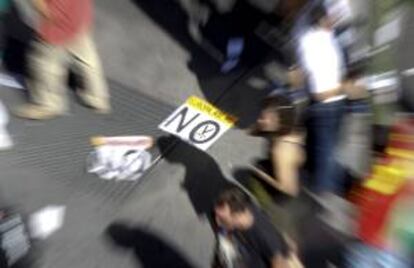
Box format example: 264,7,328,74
306,100,345,193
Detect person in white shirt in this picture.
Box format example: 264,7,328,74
299,5,346,194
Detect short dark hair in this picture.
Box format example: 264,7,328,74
262,95,298,135
310,5,328,26
215,188,250,213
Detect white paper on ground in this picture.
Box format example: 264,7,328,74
87,148,152,181
87,136,153,181
29,206,66,240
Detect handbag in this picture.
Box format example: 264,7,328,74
0,210,31,267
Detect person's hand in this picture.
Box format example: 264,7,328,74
32,0,53,20
283,234,298,254
287,67,305,90
286,253,304,268
342,80,369,100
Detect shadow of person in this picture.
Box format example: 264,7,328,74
106,222,195,268
129,0,218,71
157,136,233,222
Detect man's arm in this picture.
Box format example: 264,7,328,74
32,0,51,19
271,253,289,268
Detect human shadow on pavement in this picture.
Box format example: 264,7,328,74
106,222,195,268
157,136,233,222
130,0,275,129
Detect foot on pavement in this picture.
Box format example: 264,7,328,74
13,104,63,120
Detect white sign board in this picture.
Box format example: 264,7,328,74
159,96,237,150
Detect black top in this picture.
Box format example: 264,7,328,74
253,155,318,242
233,207,288,268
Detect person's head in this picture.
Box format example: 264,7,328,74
214,188,251,230
310,5,332,30
256,95,297,135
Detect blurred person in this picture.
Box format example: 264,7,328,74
268,66,309,121
250,95,305,197
298,5,346,194
183,0,278,73
14,0,110,120
337,63,372,182
213,187,302,268
247,95,310,257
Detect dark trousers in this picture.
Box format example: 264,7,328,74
306,99,346,193
300,216,349,268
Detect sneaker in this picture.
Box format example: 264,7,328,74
94,106,111,115
78,94,111,114
13,104,63,120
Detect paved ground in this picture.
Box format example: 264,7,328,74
0,0,275,267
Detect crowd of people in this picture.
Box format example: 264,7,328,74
211,2,412,268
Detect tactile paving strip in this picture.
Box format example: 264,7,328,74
0,80,175,204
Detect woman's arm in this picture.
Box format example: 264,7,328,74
249,165,282,190
251,142,301,196
32,0,51,19
272,142,301,196
271,253,289,268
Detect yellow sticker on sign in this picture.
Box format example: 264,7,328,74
186,96,237,126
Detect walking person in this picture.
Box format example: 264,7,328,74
14,0,110,120
298,5,346,194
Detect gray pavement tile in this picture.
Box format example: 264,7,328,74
0,81,178,268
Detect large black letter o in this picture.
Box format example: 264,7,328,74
189,120,220,144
